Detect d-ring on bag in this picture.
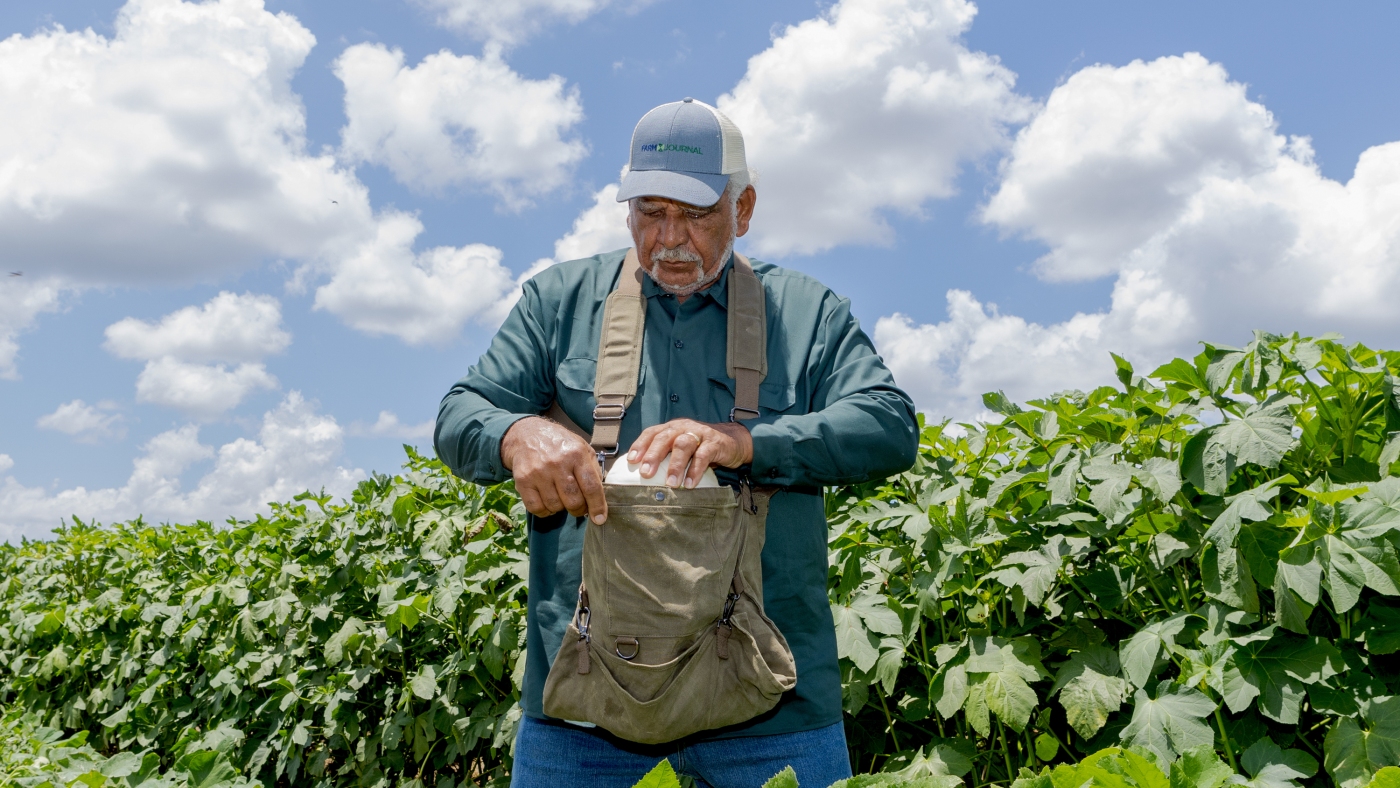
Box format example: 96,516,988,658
541,249,798,744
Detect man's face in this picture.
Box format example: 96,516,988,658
627,185,756,295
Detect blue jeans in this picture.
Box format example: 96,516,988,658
510,716,853,788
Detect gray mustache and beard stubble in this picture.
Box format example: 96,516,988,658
646,237,734,298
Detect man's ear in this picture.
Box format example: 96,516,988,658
734,186,757,237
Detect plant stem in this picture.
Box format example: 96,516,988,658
877,688,902,753
1213,703,1239,773
999,719,1016,781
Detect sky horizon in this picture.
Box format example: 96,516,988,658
3,0,1400,541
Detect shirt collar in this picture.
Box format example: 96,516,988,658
639,252,733,309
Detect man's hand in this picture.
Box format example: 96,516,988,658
501,416,608,524
628,419,754,488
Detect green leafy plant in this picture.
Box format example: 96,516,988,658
0,707,257,787
0,449,528,787
828,333,1400,786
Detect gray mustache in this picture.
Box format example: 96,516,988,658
651,247,703,264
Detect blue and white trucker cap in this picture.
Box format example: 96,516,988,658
616,97,747,208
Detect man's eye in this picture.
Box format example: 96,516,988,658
686,212,707,220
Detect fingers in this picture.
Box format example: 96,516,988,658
517,479,564,518
685,432,722,488
554,473,588,518
626,425,663,475
668,430,703,487
632,425,677,482
575,459,608,524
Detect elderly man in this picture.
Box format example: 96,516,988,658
436,98,918,788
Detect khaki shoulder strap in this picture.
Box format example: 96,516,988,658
589,249,645,458
726,253,767,422
579,249,768,461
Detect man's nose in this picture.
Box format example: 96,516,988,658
658,212,688,249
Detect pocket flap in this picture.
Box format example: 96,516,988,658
708,375,797,413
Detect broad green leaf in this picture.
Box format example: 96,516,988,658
1183,428,1233,497
1137,457,1183,503
933,662,969,720
1220,631,1341,724
1120,614,1191,689
1119,682,1217,765
1049,446,1083,506
762,766,799,788
1052,646,1128,739
1170,744,1233,788
173,750,240,788
993,535,1090,606
874,647,903,695
985,391,1023,417
1036,733,1060,762
1212,398,1297,469
1202,544,1259,613
410,664,438,700
832,603,879,673
1365,767,1400,788
1361,600,1400,655
634,759,683,788
852,593,904,637
1325,697,1400,788
99,751,143,778
1085,459,1136,520
1204,481,1287,548
1240,737,1318,781
1342,478,1400,538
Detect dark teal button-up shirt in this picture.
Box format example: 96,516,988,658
435,248,917,738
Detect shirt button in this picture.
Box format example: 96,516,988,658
669,394,679,403
768,468,780,479
674,340,684,349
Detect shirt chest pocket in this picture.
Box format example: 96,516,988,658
707,375,799,418
553,357,649,430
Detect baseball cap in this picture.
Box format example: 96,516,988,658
616,97,747,207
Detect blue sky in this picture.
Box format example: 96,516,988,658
3,0,1400,539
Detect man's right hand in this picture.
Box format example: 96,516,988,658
500,416,608,524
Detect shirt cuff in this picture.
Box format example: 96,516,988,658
473,411,533,484
746,415,795,485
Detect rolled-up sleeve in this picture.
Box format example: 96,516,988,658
747,295,918,488
435,281,555,484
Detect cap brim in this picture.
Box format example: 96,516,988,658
615,169,730,207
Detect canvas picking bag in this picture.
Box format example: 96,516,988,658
540,249,798,744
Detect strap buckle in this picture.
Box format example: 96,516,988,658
729,406,759,422
593,403,626,422
594,446,617,469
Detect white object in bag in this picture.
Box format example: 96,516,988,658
604,452,719,488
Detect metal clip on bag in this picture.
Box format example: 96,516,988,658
541,250,798,744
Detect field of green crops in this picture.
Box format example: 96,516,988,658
5,332,1400,788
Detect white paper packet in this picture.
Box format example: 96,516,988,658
604,452,719,488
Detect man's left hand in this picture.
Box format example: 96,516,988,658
627,419,754,488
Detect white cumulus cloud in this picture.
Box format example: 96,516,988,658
0,277,65,379
36,400,126,442
314,212,519,344
336,43,585,206
717,0,1032,257
104,291,291,363
105,291,290,417
349,411,435,440
0,0,375,285
134,357,278,417
0,392,364,542
410,0,625,47
0,455,12,473
881,52,1400,418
